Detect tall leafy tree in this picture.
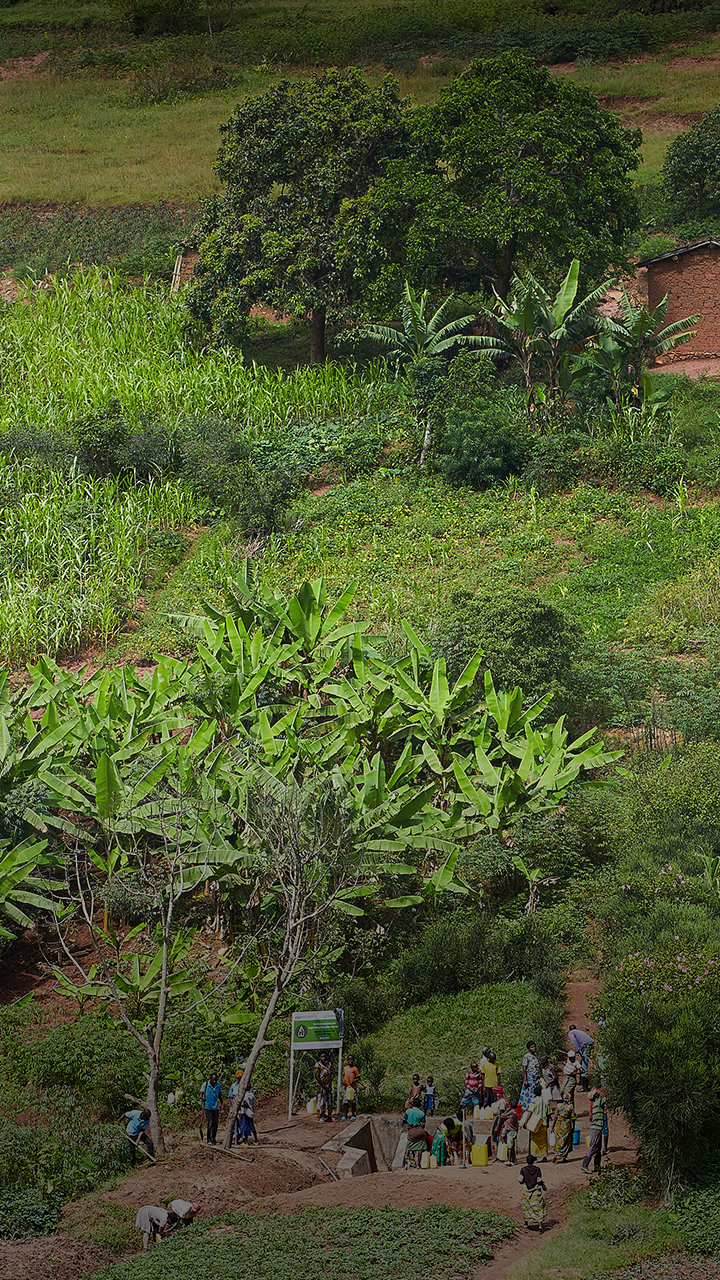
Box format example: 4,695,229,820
187,69,412,362
366,51,641,300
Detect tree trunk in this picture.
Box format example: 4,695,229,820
222,979,282,1148
418,414,432,471
493,236,518,301
145,1044,165,1155
310,307,326,364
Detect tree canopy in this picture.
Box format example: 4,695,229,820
663,105,720,218
187,69,413,362
356,51,642,302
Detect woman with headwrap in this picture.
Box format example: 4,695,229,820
518,1154,547,1230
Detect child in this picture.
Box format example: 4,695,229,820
422,1075,438,1115
238,1086,258,1144
342,1055,361,1121
406,1073,423,1110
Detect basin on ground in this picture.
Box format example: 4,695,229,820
321,1114,406,1178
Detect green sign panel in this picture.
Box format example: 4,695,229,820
291,1010,343,1049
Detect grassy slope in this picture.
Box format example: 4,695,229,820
371,981,536,1104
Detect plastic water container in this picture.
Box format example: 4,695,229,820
573,1126,581,1146
496,1141,508,1162
420,1151,431,1169
429,1154,437,1169
473,1104,482,1121
307,1099,317,1115
471,1143,489,1167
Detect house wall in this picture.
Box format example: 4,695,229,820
647,243,720,361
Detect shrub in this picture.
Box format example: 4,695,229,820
634,233,677,262
113,0,203,36
663,106,720,220
430,584,580,705
26,1016,145,1117
0,1188,63,1239
435,405,527,488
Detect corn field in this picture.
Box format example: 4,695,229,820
0,460,208,666
0,270,388,436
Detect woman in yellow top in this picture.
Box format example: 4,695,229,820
481,1051,500,1107
528,1084,549,1160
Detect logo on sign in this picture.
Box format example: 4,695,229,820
296,1025,307,1038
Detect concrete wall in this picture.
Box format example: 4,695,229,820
322,1114,405,1178
648,243,720,360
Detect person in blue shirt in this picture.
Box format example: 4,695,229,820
122,1108,153,1166
201,1074,223,1144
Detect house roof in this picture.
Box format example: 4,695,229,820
638,238,720,267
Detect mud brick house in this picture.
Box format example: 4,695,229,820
639,238,720,362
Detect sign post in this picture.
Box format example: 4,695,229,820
289,1009,344,1121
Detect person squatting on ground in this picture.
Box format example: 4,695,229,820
519,1154,548,1231
493,1098,519,1165
201,1073,223,1144
122,1108,153,1166
341,1055,360,1121
582,1087,607,1174
315,1050,334,1123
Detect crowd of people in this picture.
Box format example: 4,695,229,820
397,1025,607,1232
123,1023,605,1252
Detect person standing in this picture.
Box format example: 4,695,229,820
519,1154,547,1231
238,1085,258,1144
122,1108,154,1166
582,1087,606,1174
539,1055,561,1102
549,1097,574,1163
568,1025,594,1092
459,1061,484,1113
423,1076,438,1115
314,1051,334,1123
494,1099,519,1165
528,1085,549,1161
201,1073,223,1145
481,1052,500,1107
342,1054,361,1121
520,1041,541,1112
406,1073,423,1111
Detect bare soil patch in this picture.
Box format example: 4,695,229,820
0,51,50,82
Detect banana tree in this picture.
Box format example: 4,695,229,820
604,285,699,396
361,281,487,467
0,837,54,944
475,259,614,420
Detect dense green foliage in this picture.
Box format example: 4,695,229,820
0,204,191,282
190,69,413,360
91,1205,517,1279
663,105,720,219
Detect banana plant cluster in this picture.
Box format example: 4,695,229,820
0,564,619,947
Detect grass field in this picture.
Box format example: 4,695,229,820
372,982,537,1106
